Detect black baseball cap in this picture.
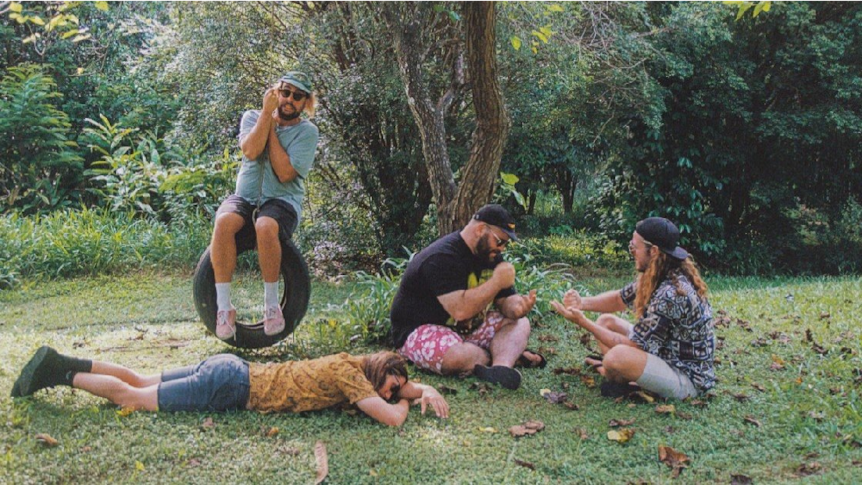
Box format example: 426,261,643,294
473,204,518,241
635,217,689,260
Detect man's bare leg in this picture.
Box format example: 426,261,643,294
255,216,281,284
211,212,245,284
440,343,490,375
601,345,649,383
71,373,159,411
594,314,633,354
489,317,530,368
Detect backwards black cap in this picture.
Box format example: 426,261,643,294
635,217,689,261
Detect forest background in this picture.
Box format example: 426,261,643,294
2,1,861,288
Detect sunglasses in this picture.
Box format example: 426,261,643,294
278,88,308,102
490,230,510,248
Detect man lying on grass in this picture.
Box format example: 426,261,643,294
11,347,449,427
551,217,715,400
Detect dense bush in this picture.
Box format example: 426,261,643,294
0,208,211,287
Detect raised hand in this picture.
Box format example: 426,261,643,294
550,300,589,328
492,262,516,289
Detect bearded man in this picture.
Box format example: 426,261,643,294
210,72,319,340
551,217,716,399
390,205,543,390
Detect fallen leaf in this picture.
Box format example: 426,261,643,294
116,407,135,417
676,411,693,420
478,427,498,433
509,420,545,438
438,385,458,395
265,426,279,437
607,428,635,443
750,337,769,347
470,382,492,396
735,318,752,332
135,460,145,471
563,401,580,411
81,446,92,453
201,417,215,429
689,399,708,408
580,375,596,388
731,392,749,402
314,441,328,484
187,458,201,467
538,334,559,342
573,428,588,440
730,474,753,484
795,461,822,477
542,391,568,404
805,328,814,342
658,445,690,478
35,433,58,447
655,404,676,415
812,343,828,355
819,312,830,320
513,459,535,470
751,382,766,392
609,418,636,427
539,388,552,396
579,333,592,347
743,415,761,427
795,376,804,385
664,426,675,434
770,354,785,371
631,391,656,403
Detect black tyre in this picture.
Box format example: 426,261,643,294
192,232,310,349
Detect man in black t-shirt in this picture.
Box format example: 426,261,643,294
390,205,537,390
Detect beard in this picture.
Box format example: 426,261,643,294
277,104,301,121
475,234,503,267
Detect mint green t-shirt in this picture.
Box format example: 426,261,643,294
234,110,319,223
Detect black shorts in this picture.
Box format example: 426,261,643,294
215,194,298,240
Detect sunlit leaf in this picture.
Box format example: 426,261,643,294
501,172,519,185
95,1,109,11
30,16,45,26
547,4,564,12
510,36,521,51
135,461,145,471
61,29,80,39
35,433,59,446
655,404,676,415
531,30,549,44
10,2,22,13
607,428,635,443
72,34,91,43
478,426,498,433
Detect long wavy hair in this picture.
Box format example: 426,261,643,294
634,252,709,318
363,351,408,393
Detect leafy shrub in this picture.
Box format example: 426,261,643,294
340,258,409,344
0,64,83,215
0,207,211,285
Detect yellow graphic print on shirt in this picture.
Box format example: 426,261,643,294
446,268,495,334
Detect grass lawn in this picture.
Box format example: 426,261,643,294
1,272,861,483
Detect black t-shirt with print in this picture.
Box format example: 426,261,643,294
390,232,516,348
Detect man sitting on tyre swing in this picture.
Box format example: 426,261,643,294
210,71,319,339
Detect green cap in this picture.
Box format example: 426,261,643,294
279,71,312,93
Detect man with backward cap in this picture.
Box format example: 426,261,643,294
551,217,716,399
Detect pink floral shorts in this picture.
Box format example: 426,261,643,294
397,312,507,374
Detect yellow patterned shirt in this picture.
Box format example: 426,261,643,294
247,353,378,413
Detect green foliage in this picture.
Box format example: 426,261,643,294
0,64,83,214
340,258,410,344
0,207,210,285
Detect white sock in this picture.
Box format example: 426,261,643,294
216,283,232,312
264,281,279,310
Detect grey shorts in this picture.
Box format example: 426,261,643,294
216,194,298,240
158,354,250,412
635,353,698,400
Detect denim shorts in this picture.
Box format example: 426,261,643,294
158,354,250,412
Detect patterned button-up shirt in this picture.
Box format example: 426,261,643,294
620,271,716,391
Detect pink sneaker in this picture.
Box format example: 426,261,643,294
264,307,285,336
215,308,237,340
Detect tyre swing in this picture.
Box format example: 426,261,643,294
192,227,310,349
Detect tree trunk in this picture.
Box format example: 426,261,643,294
442,2,510,233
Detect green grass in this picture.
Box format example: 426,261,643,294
1,273,861,483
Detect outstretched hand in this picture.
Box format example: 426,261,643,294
550,300,589,328
563,289,582,310
412,388,449,419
